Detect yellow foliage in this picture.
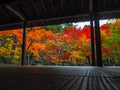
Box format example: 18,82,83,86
70,51,80,59
69,59,77,65
14,55,20,60
51,59,57,64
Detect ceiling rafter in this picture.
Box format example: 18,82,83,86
5,5,25,21
0,0,120,30
68,0,74,11
40,0,48,15
50,0,56,14
60,0,65,12
22,1,31,18
30,0,40,17
0,7,12,21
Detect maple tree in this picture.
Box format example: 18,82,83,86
101,19,120,65
0,29,22,64
0,19,120,66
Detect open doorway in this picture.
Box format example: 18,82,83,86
25,22,92,66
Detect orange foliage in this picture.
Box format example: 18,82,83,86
12,29,23,42
0,30,11,36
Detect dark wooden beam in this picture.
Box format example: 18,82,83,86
21,21,27,65
40,0,48,15
50,1,56,14
94,13,102,66
60,0,65,12
68,0,73,11
0,7,12,21
89,0,96,66
30,0,40,17
93,0,103,66
90,19,96,66
5,5,25,21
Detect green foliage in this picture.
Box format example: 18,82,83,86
0,19,120,66
101,19,120,65
43,23,74,33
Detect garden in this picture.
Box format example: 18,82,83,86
0,19,120,66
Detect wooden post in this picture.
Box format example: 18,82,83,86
93,0,103,66
90,18,96,66
89,0,96,66
21,21,27,65
94,13,103,66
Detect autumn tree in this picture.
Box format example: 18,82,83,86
101,19,120,65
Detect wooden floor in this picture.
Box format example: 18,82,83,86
0,66,120,90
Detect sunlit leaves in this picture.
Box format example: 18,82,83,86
1,19,120,65
101,19,120,65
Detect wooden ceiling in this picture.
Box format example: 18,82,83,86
0,0,120,30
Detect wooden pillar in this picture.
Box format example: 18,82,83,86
93,0,103,66
90,17,96,66
21,21,27,65
94,13,102,66
89,0,96,66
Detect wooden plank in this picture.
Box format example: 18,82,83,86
0,66,120,90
